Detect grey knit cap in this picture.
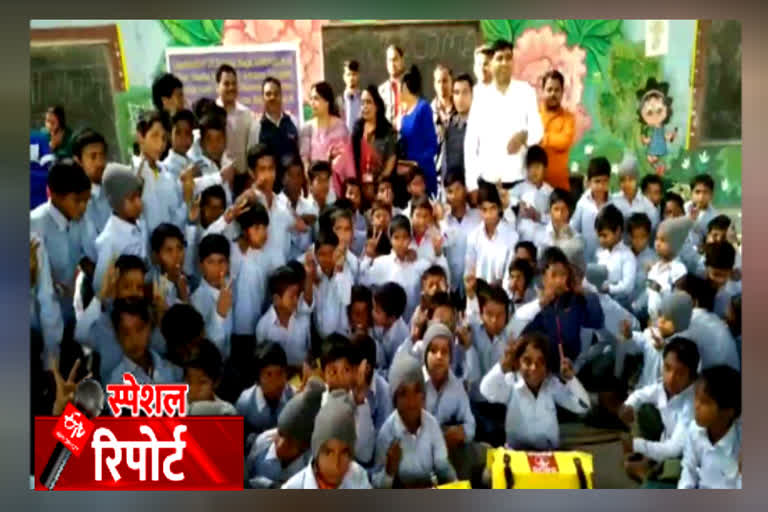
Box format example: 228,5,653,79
277,377,325,445
388,350,425,400
103,163,142,211
657,217,693,257
557,235,587,276
311,389,357,460
422,322,453,364
660,292,694,332
585,263,609,290
618,154,638,179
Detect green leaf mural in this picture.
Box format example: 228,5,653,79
161,20,223,47
555,20,622,74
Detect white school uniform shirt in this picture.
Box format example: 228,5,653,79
83,183,112,262
236,385,294,436
189,278,232,360
409,227,452,286
189,154,234,206
464,221,518,286
246,428,310,488
464,79,544,190
276,192,314,261
30,232,64,353
440,207,483,294
371,318,409,372
360,253,436,322
509,179,553,224
312,267,354,340
107,349,183,387
679,419,741,489
596,241,637,301
684,201,719,248
134,158,187,234
682,308,740,371
282,460,372,489
321,389,376,466
611,191,660,230
714,280,741,320
255,302,313,367
480,363,590,450
631,246,657,314
626,382,695,462
258,192,294,270
93,214,148,294
570,191,611,264
424,369,476,441
162,149,191,179
646,258,687,321
232,249,269,336
217,98,258,174
620,327,674,389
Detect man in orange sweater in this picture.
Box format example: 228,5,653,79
539,70,575,192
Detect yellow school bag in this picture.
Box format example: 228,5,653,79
486,448,595,489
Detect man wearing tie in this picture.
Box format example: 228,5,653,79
378,45,406,126
337,60,362,134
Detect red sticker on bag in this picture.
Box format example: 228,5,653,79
527,452,559,473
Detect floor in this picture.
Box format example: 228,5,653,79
560,422,640,489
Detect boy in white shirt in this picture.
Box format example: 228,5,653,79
409,196,451,284
93,164,147,294
647,216,692,322
343,179,368,256
183,184,227,286
277,156,314,261
678,365,741,489
148,223,189,309
465,181,518,287
162,109,196,179
360,215,446,322
369,282,409,372
509,144,553,233
619,337,698,488
255,263,314,373
133,111,190,234
570,156,611,264
685,174,719,250
401,167,428,219
189,110,236,206
704,241,740,320
73,129,110,263
595,204,637,308
309,230,354,340
440,170,482,299
611,156,659,231
522,187,574,255
627,213,656,325
189,234,233,360
185,339,238,416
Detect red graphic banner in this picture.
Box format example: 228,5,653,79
53,403,96,457
34,417,243,490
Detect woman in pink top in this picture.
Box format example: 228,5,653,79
299,81,356,197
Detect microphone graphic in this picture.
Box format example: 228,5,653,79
39,379,105,490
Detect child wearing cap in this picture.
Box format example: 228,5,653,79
93,163,148,294
282,389,372,489
619,291,694,390
611,155,660,231
646,216,692,322
373,351,457,488
247,377,325,488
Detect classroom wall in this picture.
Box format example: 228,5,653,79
29,19,741,207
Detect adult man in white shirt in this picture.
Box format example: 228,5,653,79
464,39,544,198
215,64,257,176
378,45,406,125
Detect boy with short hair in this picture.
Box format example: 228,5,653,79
641,172,664,211
402,167,428,219
646,216,693,321
619,337,699,488
189,110,236,206
151,72,185,116
627,213,656,323
373,351,457,488
685,174,719,249
439,170,482,299
307,160,336,218
93,163,147,294
189,234,233,360
185,338,238,416
464,279,515,381
509,144,554,229
571,156,612,263
182,184,227,283
350,333,393,433
595,204,637,307
277,155,315,261
282,389,372,489
524,187,574,255
507,258,537,308
31,159,91,324
308,230,355,340
343,179,368,256
230,204,271,336
108,298,182,386
678,365,742,489
149,223,189,308
369,282,410,372
705,241,740,320
247,377,325,488
255,264,314,371
465,181,518,287
162,109,197,179
236,342,295,437
409,197,451,282
134,111,190,234
620,291,694,390
439,75,474,181
344,285,374,340
611,156,659,230
72,129,110,261
338,60,362,133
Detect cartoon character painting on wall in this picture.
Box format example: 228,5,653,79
637,78,677,175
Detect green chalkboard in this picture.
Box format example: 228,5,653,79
322,21,481,103
30,43,121,160
701,21,741,142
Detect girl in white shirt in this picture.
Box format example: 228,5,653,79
480,332,590,450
